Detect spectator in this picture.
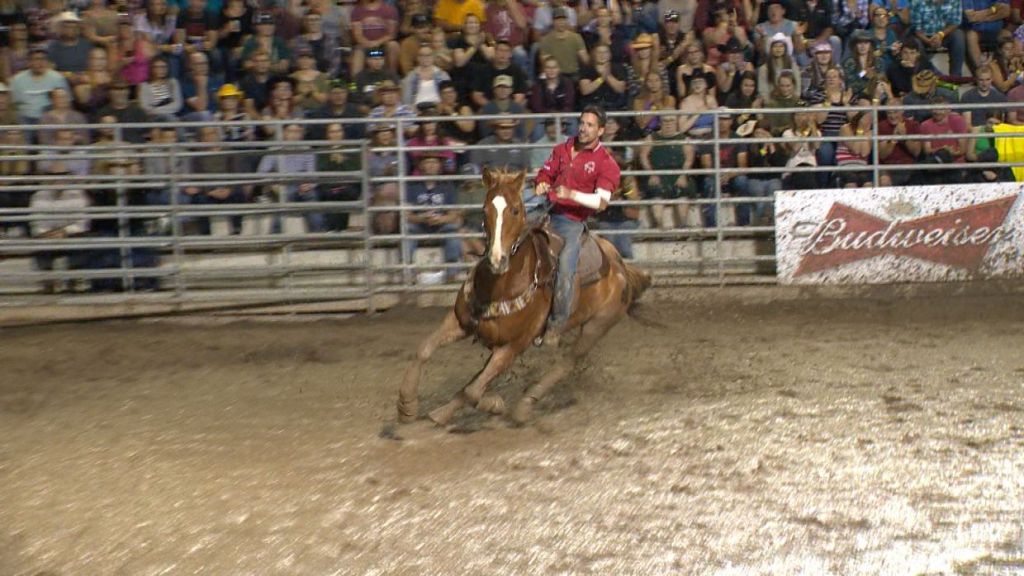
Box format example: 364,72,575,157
350,0,399,75
902,68,957,122
318,121,363,232
433,0,486,34
471,40,528,108
835,107,875,187
764,69,800,134
634,70,677,136
0,127,33,238
529,57,577,139
139,57,183,116
38,88,89,146
408,109,460,174
791,0,841,62
241,12,290,75
436,80,477,143
594,125,641,259
469,117,528,171
622,0,660,34
30,167,90,294
842,29,883,97
305,0,347,63
113,16,151,87
886,37,939,98
404,152,463,281
678,73,718,137
909,0,965,77
961,64,1007,129
216,0,253,83
989,36,1018,93
582,4,631,63
259,77,304,140
485,0,530,71
876,95,923,185
143,124,191,214
48,11,94,76
657,10,689,97
72,47,113,111
1,21,31,81
758,32,802,100
211,83,256,174
26,0,60,45
133,0,178,75
674,40,716,98
867,6,903,72
702,3,752,66
447,14,493,103
965,0,1008,74
257,123,323,233
801,41,835,99
239,49,273,117
639,113,693,229
10,48,70,124
309,79,364,140
581,43,626,110
94,78,149,143
832,0,870,39
175,0,218,67
291,48,330,113
82,0,119,49
0,83,17,124
698,111,750,226
399,13,434,75
754,0,797,60
780,100,821,189
627,33,669,103
919,94,969,183
715,38,755,99
533,0,579,44
743,121,786,223
369,79,416,137
816,66,853,170
530,118,563,171
401,44,450,107
291,10,337,77
368,123,399,179
184,126,247,235
180,50,223,118
429,25,454,73
479,75,528,140
353,47,401,113
724,70,763,126
538,7,589,81
455,163,486,260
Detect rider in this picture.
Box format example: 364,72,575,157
533,104,621,346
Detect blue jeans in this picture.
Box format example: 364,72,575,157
405,222,463,267
271,187,324,234
746,178,782,224
702,175,751,227
548,212,586,329
596,219,638,259
943,28,966,77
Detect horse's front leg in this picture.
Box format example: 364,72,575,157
427,343,523,426
398,310,467,423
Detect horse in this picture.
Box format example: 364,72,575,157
397,167,652,426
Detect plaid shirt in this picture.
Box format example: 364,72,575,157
834,0,871,29
910,0,963,35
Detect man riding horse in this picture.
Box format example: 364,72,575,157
531,104,621,347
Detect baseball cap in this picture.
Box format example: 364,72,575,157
411,13,430,27
493,74,513,88
553,6,570,19
664,10,680,21
366,46,385,58
254,11,274,25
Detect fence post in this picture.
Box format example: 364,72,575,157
361,140,376,314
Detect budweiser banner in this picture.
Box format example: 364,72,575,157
776,183,1024,284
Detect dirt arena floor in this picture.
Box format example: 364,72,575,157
2,286,1023,576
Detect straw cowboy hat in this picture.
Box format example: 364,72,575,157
216,84,244,99
912,69,938,95
631,33,655,50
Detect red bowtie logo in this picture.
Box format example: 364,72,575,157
795,194,1018,277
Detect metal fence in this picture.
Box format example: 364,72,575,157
0,100,1020,309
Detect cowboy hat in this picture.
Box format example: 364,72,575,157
912,69,937,94
769,32,793,57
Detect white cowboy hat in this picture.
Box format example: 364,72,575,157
736,119,758,137
54,11,82,24
769,32,793,58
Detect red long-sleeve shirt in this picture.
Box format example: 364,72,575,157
535,137,621,222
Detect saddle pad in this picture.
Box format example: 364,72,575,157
576,234,605,286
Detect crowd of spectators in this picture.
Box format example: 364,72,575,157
2,0,1024,290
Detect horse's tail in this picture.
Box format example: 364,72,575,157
623,263,651,308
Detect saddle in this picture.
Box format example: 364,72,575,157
535,221,611,287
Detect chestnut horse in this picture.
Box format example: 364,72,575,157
398,167,651,425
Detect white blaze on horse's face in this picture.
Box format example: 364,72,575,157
489,195,508,270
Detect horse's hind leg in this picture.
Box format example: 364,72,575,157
511,310,622,424
428,344,521,426
398,311,467,423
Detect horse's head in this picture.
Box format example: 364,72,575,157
482,166,528,275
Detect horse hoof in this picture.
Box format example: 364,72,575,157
476,394,506,415
428,404,456,426
510,397,534,424
396,399,419,424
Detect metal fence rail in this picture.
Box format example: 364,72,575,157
0,101,1021,308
